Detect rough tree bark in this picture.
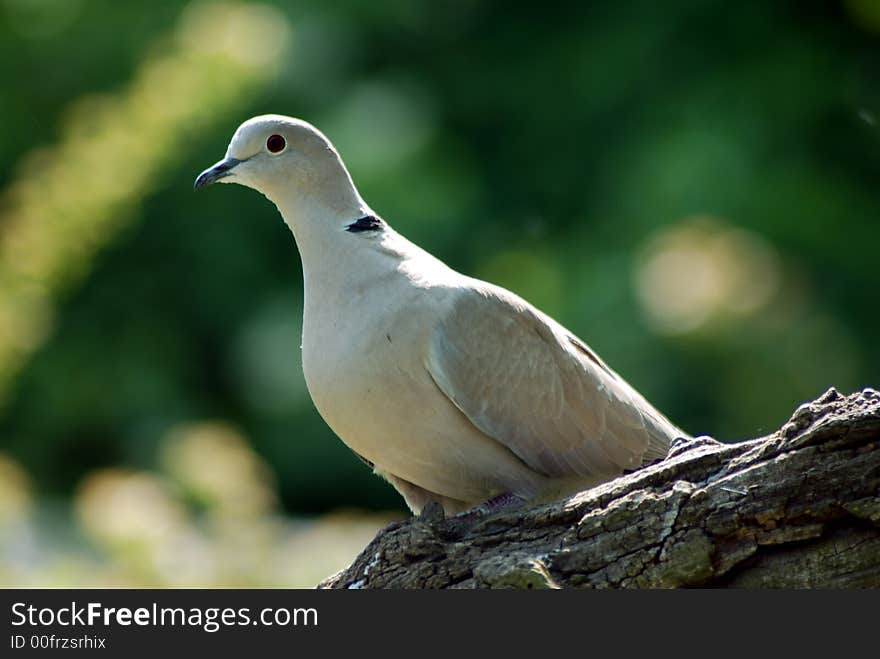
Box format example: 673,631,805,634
319,388,880,589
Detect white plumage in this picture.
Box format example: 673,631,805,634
195,114,686,514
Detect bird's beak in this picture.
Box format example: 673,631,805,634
194,157,242,190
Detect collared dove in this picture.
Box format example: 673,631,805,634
195,114,687,515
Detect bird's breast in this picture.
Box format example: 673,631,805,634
299,279,433,446
297,278,537,502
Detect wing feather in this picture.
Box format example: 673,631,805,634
426,283,684,480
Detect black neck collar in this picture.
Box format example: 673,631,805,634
346,215,384,233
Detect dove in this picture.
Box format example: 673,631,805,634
195,114,687,516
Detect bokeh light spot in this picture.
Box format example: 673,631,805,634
635,217,781,335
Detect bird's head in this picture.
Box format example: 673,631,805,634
194,114,364,219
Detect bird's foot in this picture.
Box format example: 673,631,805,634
473,492,526,516
667,434,722,459
417,500,446,526
416,493,525,539
449,492,526,528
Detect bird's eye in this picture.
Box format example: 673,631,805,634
266,134,286,153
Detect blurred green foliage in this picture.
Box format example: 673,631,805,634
1,0,878,532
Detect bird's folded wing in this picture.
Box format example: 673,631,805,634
426,283,679,479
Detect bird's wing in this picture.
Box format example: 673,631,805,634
426,282,682,479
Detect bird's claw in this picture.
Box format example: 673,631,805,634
667,434,721,459
417,500,446,526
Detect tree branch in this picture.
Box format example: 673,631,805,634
319,388,880,588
